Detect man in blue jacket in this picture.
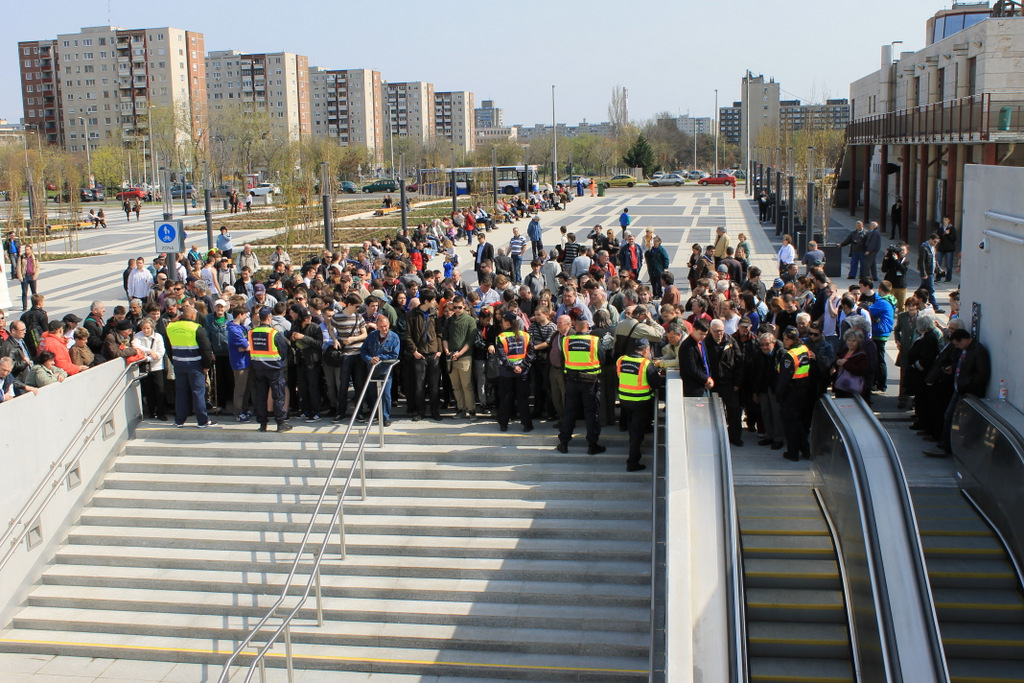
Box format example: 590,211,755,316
226,304,254,422
527,215,543,260
868,281,896,392
360,314,400,426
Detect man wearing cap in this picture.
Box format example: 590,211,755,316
617,338,662,471
167,302,217,428
777,326,813,461
246,283,278,312
102,319,138,363
557,316,607,454
127,257,154,302
62,313,82,349
248,306,292,432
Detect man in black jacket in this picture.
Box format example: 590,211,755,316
82,301,106,354
881,243,909,311
709,318,744,446
679,318,714,397
917,233,943,313
924,328,990,458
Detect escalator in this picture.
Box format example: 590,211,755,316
737,484,854,683
910,487,1024,682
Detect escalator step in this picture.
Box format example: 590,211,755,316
940,622,1024,660
741,534,834,560
747,621,850,659
739,517,829,535
947,657,1024,682
927,557,1018,589
749,656,854,683
920,534,1005,558
744,558,841,589
736,504,822,519
918,516,999,536
746,588,846,623
933,588,1024,624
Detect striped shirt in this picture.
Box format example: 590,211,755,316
330,310,367,356
508,236,527,256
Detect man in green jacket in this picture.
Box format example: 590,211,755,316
442,295,477,419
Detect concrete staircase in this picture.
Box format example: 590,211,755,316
0,421,652,681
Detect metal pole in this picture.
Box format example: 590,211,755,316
807,146,817,250
314,563,324,626
492,147,498,205
182,170,188,216
148,107,156,188
338,506,347,559
714,89,719,173
321,162,332,251
22,132,33,225
551,85,557,189
399,177,408,234
284,624,294,683
204,189,213,252
450,148,458,214
789,174,796,238
79,117,92,183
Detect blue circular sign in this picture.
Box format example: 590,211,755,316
157,223,177,243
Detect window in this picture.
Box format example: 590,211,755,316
83,39,92,46
26,85,33,92
63,41,70,47
99,38,106,45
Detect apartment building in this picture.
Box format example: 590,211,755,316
719,102,742,144
434,91,475,153
740,71,781,156
206,50,310,141
384,81,434,142
779,98,851,133
309,67,383,153
17,39,62,146
49,25,206,156
475,125,518,147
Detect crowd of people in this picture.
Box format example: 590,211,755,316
1,193,988,468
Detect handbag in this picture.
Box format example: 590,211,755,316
485,354,500,379
834,367,865,394
323,346,346,368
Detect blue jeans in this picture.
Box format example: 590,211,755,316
173,363,209,426
920,275,938,308
847,252,865,279
511,255,523,283
938,252,954,280
366,372,392,422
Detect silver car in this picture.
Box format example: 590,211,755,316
649,173,686,187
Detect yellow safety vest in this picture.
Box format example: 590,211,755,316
563,334,600,375
617,355,653,401
779,343,811,380
248,326,281,363
166,320,201,363
498,330,530,363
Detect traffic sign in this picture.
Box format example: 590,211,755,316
154,219,185,254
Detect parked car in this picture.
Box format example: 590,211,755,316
699,172,737,186
171,183,196,199
605,174,637,188
687,170,708,181
248,182,279,197
649,173,686,187
405,181,419,192
651,171,666,179
54,188,98,203
339,180,358,194
115,187,149,201
362,178,399,193
558,175,592,187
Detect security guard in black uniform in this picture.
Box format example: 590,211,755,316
777,326,813,461
616,338,662,471
248,306,292,433
557,316,606,454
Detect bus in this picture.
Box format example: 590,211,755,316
417,165,540,197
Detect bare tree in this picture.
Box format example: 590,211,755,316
608,86,629,135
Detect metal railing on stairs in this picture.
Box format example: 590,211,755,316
0,359,146,574
217,359,399,683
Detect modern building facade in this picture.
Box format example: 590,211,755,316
474,99,503,129
308,67,383,153
434,91,475,153
843,3,1024,241
779,99,851,133
205,50,310,141
719,102,742,144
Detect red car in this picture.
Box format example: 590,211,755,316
116,187,149,201
698,172,737,187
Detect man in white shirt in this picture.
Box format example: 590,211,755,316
127,257,154,301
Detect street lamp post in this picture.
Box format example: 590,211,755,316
806,146,817,253
78,117,92,186
551,85,557,189
450,147,457,214
21,128,33,225
714,89,719,174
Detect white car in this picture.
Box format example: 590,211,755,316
649,173,686,187
651,171,666,179
249,182,281,197
558,175,592,187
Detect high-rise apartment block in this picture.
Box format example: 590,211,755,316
779,99,851,133
309,67,383,152
385,81,434,142
435,91,474,153
53,26,206,156
719,102,742,144
205,50,310,141
740,72,781,155
17,39,62,146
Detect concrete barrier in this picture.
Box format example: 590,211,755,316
0,360,142,624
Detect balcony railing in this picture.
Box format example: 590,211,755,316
847,93,1024,144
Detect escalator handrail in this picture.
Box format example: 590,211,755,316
823,394,950,683
961,395,1024,466
710,396,747,683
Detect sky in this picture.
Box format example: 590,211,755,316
2,0,958,127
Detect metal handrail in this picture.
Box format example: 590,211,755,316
0,359,145,572
647,380,663,681
218,359,399,683
710,396,746,682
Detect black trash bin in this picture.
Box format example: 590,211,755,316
822,244,843,279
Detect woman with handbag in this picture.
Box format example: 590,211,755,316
833,330,871,399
